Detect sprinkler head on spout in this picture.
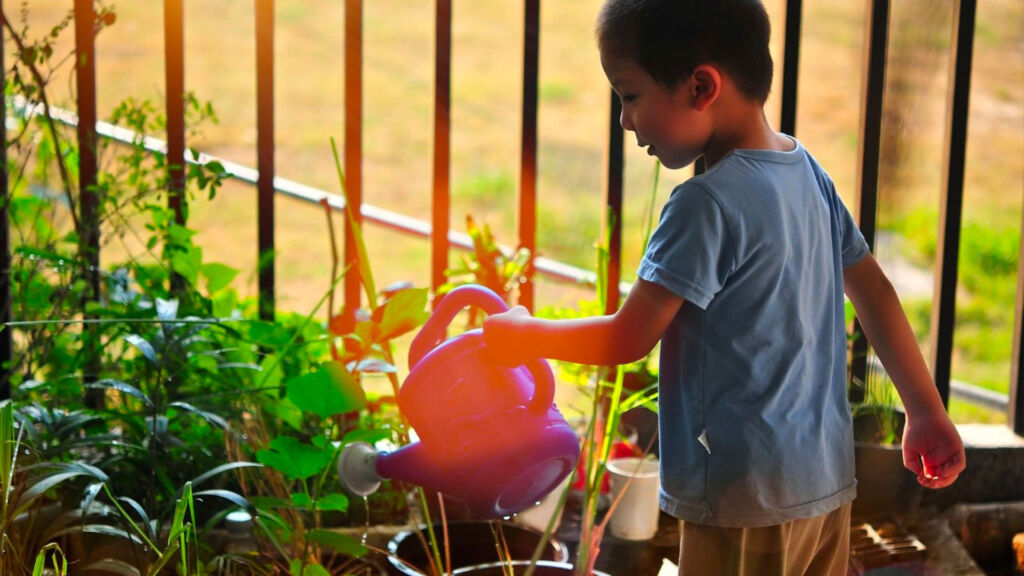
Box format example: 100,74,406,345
337,442,383,497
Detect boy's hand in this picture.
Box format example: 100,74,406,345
901,412,966,489
482,305,535,366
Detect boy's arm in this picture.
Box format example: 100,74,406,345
844,254,966,489
483,279,683,367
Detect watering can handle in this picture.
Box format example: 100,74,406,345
408,284,555,413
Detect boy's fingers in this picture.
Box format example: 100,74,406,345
917,468,960,489
911,447,965,489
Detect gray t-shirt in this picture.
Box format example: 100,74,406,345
637,138,870,527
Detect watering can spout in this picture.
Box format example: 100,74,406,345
338,441,450,497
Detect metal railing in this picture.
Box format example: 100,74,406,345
1,0,1019,433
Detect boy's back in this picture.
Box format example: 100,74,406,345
640,139,868,526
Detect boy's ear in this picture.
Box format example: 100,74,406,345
691,65,721,111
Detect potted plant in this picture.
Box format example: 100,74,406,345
846,302,919,520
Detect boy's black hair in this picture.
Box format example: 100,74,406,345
597,0,774,103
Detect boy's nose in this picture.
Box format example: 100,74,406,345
619,110,634,132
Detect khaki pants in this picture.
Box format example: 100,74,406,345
678,502,852,576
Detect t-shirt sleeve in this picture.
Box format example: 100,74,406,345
637,182,732,309
810,155,870,269
828,185,870,269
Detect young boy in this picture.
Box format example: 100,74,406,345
483,0,966,573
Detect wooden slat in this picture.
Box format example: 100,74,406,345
256,0,276,319
432,0,452,301
0,9,9,400
164,0,186,295
74,0,102,407
344,0,363,316
850,0,890,398
164,0,185,223
604,92,623,315
518,0,540,311
780,0,803,136
930,0,976,408
1013,207,1024,434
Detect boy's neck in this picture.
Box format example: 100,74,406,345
702,101,793,168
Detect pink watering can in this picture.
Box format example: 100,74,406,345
338,284,580,518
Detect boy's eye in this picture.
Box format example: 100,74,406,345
619,94,637,104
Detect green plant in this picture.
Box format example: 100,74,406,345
218,140,431,576
1,399,253,576
845,299,904,445
4,1,231,400
440,214,532,326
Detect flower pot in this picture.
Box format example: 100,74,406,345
852,441,921,519
388,521,569,576
452,560,611,575
606,457,661,541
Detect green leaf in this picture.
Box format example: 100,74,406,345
170,245,202,285
315,493,349,513
169,401,229,429
306,529,366,558
166,223,197,246
378,288,429,340
290,492,312,509
330,138,377,307
193,489,252,512
49,523,144,545
290,560,331,576
256,437,332,480
89,379,154,408
201,262,238,294
342,428,392,445
285,362,365,418
15,470,98,517
190,461,263,488
258,353,285,390
248,322,292,348
265,397,304,431
147,539,182,576
123,334,157,364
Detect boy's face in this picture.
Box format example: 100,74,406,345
601,51,711,170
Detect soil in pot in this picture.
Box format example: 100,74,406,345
388,521,568,576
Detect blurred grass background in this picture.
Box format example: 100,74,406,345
15,0,1023,423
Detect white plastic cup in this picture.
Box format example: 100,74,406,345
606,457,661,540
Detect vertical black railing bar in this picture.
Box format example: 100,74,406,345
850,0,889,398
779,0,802,136
343,0,363,318
1012,207,1024,434
930,0,976,409
603,93,623,315
518,0,539,311
74,0,102,408
256,0,275,320
0,7,10,400
432,0,451,303
164,0,186,295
